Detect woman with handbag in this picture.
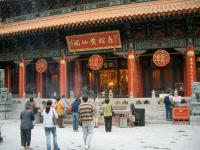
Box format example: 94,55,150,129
43,100,59,150
101,97,113,132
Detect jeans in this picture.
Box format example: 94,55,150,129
44,127,59,150
165,107,172,120
82,122,93,147
104,116,112,132
72,113,79,130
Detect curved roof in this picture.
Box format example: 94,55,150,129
0,0,200,36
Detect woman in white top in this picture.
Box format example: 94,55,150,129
43,100,59,150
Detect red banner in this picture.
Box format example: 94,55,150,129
128,50,137,98
186,44,196,96
66,30,121,52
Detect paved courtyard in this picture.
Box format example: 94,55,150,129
0,119,200,150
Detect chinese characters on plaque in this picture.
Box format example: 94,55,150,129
66,30,121,52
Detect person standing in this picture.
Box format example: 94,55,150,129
20,102,35,150
72,96,81,131
43,100,59,150
164,93,173,121
78,95,94,150
101,97,113,132
93,96,100,128
55,97,65,128
30,97,37,115
61,95,67,115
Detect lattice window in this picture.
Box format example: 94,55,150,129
152,70,160,90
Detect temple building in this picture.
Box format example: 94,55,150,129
0,0,200,99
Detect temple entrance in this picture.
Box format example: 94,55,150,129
99,69,117,96
141,49,184,97
85,56,128,97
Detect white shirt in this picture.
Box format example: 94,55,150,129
43,108,58,128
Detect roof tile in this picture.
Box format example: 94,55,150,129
0,0,200,36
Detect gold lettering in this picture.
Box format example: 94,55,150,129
90,37,96,45
98,38,106,44
73,40,80,46
81,40,88,45
108,36,113,44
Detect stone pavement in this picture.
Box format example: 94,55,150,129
0,119,200,150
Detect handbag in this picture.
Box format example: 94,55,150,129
111,106,115,116
52,110,57,125
112,110,115,116
79,119,82,126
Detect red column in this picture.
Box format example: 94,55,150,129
74,60,82,97
137,59,143,97
59,55,68,97
19,58,25,98
183,57,187,96
5,67,11,91
186,43,197,96
128,50,137,98
36,72,43,98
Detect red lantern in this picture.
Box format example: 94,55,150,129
88,54,103,70
153,50,170,67
35,59,48,73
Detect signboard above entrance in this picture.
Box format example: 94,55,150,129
66,30,121,52
35,59,47,73
88,54,103,70
153,50,170,67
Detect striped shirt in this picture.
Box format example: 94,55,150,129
78,102,94,122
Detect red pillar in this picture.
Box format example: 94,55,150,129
186,43,197,96
5,67,11,91
183,57,187,96
36,72,43,98
128,50,137,98
74,60,82,97
137,59,143,97
19,58,25,98
59,55,68,97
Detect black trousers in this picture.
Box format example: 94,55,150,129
58,115,64,127
104,116,112,132
20,129,31,147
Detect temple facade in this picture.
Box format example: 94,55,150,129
0,0,200,98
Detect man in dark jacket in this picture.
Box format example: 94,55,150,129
20,102,35,150
72,96,81,131
164,94,173,121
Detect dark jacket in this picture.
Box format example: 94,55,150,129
72,99,81,113
164,95,172,110
20,110,35,129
